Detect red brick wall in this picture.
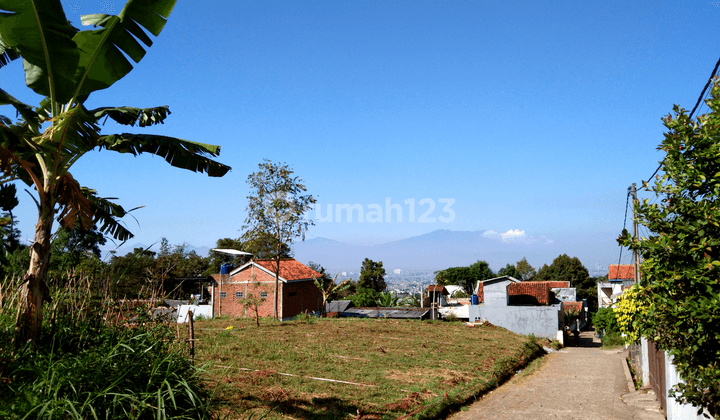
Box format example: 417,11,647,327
282,280,322,318
210,269,321,319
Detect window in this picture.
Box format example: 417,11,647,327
219,292,227,298
236,291,243,298
288,291,297,297
260,291,268,298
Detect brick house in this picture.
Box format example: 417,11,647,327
209,259,322,320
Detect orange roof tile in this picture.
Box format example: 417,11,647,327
508,282,551,305
608,265,635,280
562,301,583,312
545,281,570,288
427,285,448,294
253,259,321,281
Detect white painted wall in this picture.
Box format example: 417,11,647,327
177,305,213,323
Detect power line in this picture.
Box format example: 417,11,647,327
645,55,720,184
617,188,632,268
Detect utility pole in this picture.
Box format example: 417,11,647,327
631,183,640,284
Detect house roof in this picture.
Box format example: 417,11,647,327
229,258,321,282
427,285,449,294
545,281,571,288
508,282,551,305
474,276,521,304
326,300,353,313
562,301,583,313
608,264,635,280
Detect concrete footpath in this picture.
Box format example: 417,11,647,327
451,331,665,420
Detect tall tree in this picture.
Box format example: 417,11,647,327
358,258,386,293
497,263,518,279
435,260,494,294
533,254,590,285
0,0,231,343
515,257,536,281
534,254,596,305
242,160,315,320
619,80,720,415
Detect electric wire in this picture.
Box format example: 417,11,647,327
644,55,720,184
617,189,632,268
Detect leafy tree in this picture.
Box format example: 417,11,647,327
0,184,19,253
497,263,518,279
535,254,596,308
618,80,720,416
0,0,230,343
206,238,246,275
358,258,386,292
515,257,536,281
107,247,157,299
348,287,380,308
242,160,315,320
592,307,619,335
239,291,266,327
435,260,494,294
48,224,106,280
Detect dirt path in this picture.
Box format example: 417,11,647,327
450,331,665,420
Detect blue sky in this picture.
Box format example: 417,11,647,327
4,0,720,272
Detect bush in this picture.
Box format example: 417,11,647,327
0,317,212,419
592,307,618,335
0,278,213,420
347,287,380,307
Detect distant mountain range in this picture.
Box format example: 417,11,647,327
292,229,564,272
104,229,612,276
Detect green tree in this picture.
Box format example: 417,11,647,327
497,263,518,279
516,257,536,281
206,238,246,275
435,260,494,295
242,160,315,320
358,258,386,292
618,80,720,416
534,254,596,307
0,184,19,253
348,287,380,308
48,224,106,280
534,254,589,284
0,0,230,343
107,247,157,298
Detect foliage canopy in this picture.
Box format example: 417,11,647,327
619,79,720,416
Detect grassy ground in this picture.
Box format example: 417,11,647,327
191,317,545,420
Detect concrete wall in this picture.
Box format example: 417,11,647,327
483,280,511,306
467,304,561,339
664,352,710,420
554,287,576,302
177,305,213,323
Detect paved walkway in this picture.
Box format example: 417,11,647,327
451,331,665,420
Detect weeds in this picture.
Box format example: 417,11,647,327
0,275,213,420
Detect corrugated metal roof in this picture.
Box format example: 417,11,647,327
341,308,429,319
326,300,353,313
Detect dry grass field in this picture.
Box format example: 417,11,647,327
192,316,546,419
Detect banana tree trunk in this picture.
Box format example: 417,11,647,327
16,204,54,344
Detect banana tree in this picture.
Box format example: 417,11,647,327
0,0,231,344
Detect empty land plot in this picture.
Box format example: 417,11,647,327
193,317,544,419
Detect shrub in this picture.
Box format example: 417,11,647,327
0,278,213,420
592,307,618,335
